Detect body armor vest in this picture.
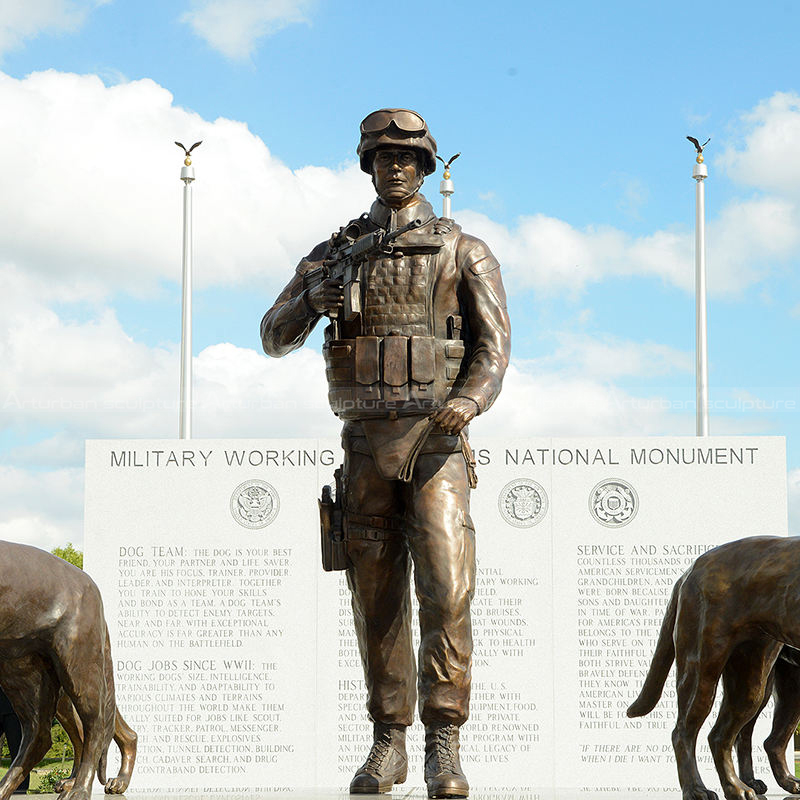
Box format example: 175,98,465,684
363,252,431,337
322,219,467,420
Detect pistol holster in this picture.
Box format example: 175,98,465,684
320,467,347,571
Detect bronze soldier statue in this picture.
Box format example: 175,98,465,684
261,108,510,799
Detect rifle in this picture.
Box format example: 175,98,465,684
303,217,424,323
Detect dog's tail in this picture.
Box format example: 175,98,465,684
626,574,683,717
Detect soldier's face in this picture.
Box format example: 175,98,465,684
371,148,423,207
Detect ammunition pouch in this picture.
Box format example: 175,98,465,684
323,333,467,420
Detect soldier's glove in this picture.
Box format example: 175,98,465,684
307,279,344,316
429,397,479,435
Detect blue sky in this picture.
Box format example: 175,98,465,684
0,0,798,548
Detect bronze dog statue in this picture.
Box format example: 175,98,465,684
0,541,133,799
628,536,800,800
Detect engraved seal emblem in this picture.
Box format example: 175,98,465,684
589,478,638,527
230,479,280,529
498,478,548,528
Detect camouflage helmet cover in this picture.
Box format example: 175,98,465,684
357,108,438,176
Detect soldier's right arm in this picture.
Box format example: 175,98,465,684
260,242,329,358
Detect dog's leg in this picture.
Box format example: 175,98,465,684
735,666,774,793
53,672,134,796
0,655,59,800
672,594,731,800
764,655,800,794
56,668,106,800
53,691,84,794
51,593,115,800
104,707,138,794
709,640,781,800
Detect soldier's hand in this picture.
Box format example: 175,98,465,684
307,279,344,315
430,397,479,435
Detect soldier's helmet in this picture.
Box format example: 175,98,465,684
357,108,437,176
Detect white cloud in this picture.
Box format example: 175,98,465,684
193,342,336,438
707,196,800,291
460,92,800,297
526,333,692,381
2,70,797,307
0,265,338,443
6,432,85,467
459,194,799,297
1,265,176,436
470,363,683,440
0,466,83,551
0,69,371,299
2,264,695,450
0,0,108,57
457,210,636,294
468,336,775,440
0,275,340,551
721,92,800,198
181,0,313,60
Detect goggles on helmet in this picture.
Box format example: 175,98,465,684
360,109,427,136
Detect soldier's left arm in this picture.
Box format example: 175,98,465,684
431,234,511,435
455,234,511,413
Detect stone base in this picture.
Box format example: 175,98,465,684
76,791,694,800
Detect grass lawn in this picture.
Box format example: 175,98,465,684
0,759,73,794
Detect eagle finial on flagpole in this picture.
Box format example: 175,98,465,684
175,140,202,167
686,136,710,163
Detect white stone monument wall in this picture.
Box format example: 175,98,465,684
84,436,788,793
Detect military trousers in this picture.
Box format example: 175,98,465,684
343,442,476,728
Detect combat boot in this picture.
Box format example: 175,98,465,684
424,723,469,798
349,722,408,794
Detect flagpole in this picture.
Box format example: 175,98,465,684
440,168,454,218
438,153,460,219
692,142,709,436
177,143,199,439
